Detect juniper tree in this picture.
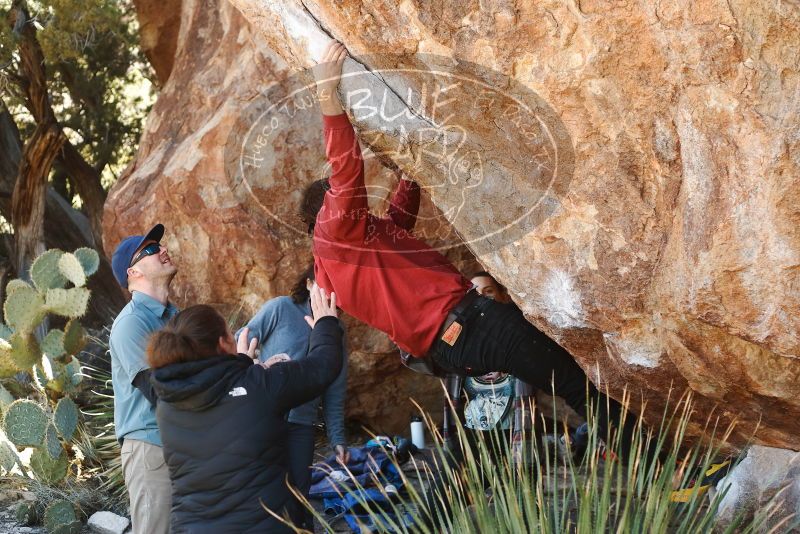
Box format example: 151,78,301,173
0,0,152,295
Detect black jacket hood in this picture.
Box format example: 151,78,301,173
150,354,253,412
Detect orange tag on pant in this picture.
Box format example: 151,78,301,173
441,322,462,346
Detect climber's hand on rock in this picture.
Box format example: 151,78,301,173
315,40,347,115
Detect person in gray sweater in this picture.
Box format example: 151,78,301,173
240,264,348,529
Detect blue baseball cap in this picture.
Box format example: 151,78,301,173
111,224,165,289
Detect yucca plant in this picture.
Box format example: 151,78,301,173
72,328,127,511
274,387,795,533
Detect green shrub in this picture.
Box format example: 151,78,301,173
284,391,793,533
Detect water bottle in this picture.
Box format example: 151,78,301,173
410,415,425,450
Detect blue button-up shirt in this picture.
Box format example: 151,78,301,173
109,291,178,446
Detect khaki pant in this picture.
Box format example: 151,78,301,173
121,438,171,534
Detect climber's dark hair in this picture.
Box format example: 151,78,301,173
300,178,331,234
471,270,508,292
147,305,228,368
290,264,316,304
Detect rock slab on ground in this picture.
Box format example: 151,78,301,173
87,511,129,534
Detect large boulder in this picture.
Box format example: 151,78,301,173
714,446,800,530
223,1,800,449
103,0,478,434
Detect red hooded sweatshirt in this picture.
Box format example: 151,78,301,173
313,113,472,356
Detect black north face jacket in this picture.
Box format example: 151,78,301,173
151,316,344,533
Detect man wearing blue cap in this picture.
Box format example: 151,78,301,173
109,223,177,534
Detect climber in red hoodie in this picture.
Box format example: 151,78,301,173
303,41,639,456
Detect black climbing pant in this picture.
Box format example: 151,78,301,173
430,294,641,458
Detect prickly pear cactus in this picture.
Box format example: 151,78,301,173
30,446,69,485
0,247,98,490
43,499,80,534
44,423,63,459
61,320,86,357
0,338,16,378
3,399,48,447
53,398,78,441
0,440,19,472
44,288,90,318
0,384,14,411
73,247,99,277
57,253,86,288
5,279,31,294
4,286,45,334
15,501,38,526
10,332,41,369
41,329,66,360
30,249,68,291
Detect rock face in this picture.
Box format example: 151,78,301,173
104,0,478,433
714,446,800,530
222,1,799,449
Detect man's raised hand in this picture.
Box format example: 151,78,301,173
314,40,347,116
304,282,338,328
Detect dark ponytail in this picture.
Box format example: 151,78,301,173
147,305,228,369
289,264,316,304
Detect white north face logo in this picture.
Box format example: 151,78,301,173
228,387,247,397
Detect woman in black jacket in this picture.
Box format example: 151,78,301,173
147,285,343,533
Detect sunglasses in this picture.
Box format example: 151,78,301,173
129,242,162,267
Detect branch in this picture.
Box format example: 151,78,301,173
9,2,106,244
57,142,106,243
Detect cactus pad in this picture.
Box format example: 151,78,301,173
0,384,14,412
32,363,48,391
3,399,48,447
57,253,86,288
42,329,66,359
0,441,18,473
45,423,63,459
30,447,69,485
62,320,86,356
54,398,79,440
45,288,90,318
74,247,100,277
4,286,45,334
15,501,37,526
0,322,12,341
10,332,41,370
30,249,67,291
64,359,83,388
43,499,78,533
5,279,31,294
0,339,16,378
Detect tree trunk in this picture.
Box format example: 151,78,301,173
11,124,63,278
1,104,126,326
10,1,107,248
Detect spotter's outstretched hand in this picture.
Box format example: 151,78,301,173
304,283,338,328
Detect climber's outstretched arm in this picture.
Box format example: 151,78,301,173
313,41,368,242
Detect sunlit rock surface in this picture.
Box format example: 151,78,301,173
226,0,800,449
104,0,479,433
